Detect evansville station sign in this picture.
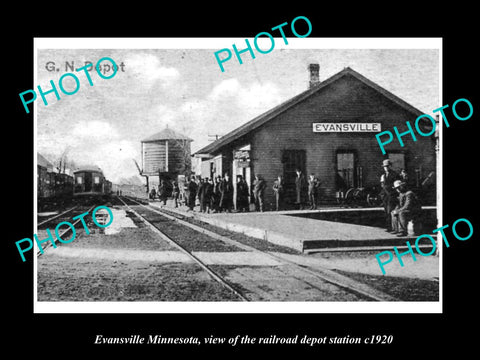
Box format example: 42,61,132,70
313,123,381,133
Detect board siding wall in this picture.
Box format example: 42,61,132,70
246,75,435,209
143,140,191,175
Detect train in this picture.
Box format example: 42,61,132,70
73,166,112,196
38,160,112,200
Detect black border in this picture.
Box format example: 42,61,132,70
8,6,478,355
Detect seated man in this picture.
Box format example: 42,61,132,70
391,180,422,236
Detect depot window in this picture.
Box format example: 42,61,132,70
94,176,100,184
76,176,82,184
386,152,405,171
336,151,355,188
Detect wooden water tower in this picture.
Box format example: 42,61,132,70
140,127,193,191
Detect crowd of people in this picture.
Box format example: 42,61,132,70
293,169,321,210
188,170,322,213
149,179,180,206
148,170,322,213
185,173,258,213
185,174,233,213
147,161,422,228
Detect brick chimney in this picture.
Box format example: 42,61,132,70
309,63,320,89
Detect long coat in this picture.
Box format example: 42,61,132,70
295,173,306,203
187,180,198,208
158,182,169,202
236,180,249,209
380,170,401,209
196,181,205,203
202,182,213,203
199,182,213,210
380,170,401,230
219,179,233,209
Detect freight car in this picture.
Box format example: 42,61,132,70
37,157,74,199
73,166,111,196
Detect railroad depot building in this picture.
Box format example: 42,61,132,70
194,65,437,210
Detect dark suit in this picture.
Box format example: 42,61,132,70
380,170,400,230
158,182,169,205
392,190,422,234
295,172,306,207
219,178,233,211
172,181,179,207
212,180,221,212
200,182,213,212
187,180,198,210
253,178,266,212
236,180,250,212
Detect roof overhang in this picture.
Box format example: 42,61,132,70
193,67,425,156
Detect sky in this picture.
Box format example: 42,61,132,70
35,39,440,184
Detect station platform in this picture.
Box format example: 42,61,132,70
147,200,437,253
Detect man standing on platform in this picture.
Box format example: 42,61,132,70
158,180,169,206
236,175,250,212
219,173,233,212
252,174,266,212
201,178,213,213
272,175,284,211
295,168,306,210
307,174,320,210
196,178,205,212
171,180,180,208
213,175,222,212
380,159,401,232
187,176,198,211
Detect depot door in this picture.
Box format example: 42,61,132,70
336,151,355,189
84,172,93,192
282,150,306,204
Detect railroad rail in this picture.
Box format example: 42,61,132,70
36,205,96,257
38,206,79,227
118,195,397,302
116,196,248,301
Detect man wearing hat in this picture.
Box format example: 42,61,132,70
253,173,267,212
391,180,422,236
380,159,401,232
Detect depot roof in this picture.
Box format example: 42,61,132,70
195,67,424,155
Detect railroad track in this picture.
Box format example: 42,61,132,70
117,195,398,302
36,205,96,257
38,206,79,227
116,196,248,301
